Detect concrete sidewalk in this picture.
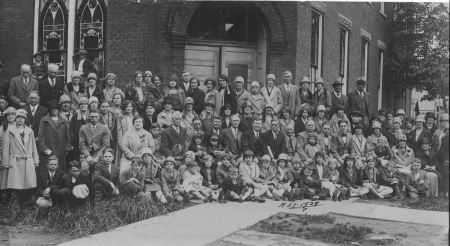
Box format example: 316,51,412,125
60,199,449,246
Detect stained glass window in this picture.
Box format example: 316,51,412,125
76,0,107,77
39,0,68,79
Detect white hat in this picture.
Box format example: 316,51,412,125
317,105,326,112
234,76,245,83
251,81,260,88
88,96,99,104
396,109,406,116
72,184,89,199
372,121,382,129
36,197,53,208
266,74,276,81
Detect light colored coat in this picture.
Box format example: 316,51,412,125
261,86,283,113
249,94,266,116
120,128,155,172
350,134,369,158
3,125,39,189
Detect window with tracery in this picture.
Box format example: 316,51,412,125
39,0,68,79
76,0,107,77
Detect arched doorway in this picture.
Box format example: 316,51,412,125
184,2,267,84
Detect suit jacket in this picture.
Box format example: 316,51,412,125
350,135,369,158
262,130,286,159
379,167,402,186
160,169,182,194
8,76,39,107
200,166,218,187
338,166,362,188
360,166,380,183
26,104,48,137
331,133,353,158
407,128,432,153
241,130,265,157
39,76,65,109
278,83,301,118
220,127,242,155
406,170,429,189
285,134,299,157
94,162,120,186
160,125,187,157
79,123,111,159
37,169,64,195
59,172,91,190
346,90,371,119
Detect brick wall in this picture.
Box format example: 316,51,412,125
0,0,35,86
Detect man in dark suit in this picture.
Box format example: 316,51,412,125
38,63,64,109
160,111,187,158
220,114,242,157
326,78,347,119
346,77,371,124
179,70,191,93
203,117,223,144
331,120,353,165
36,155,65,205
241,118,265,157
93,148,120,201
407,114,432,153
8,64,39,108
25,91,48,137
262,119,286,159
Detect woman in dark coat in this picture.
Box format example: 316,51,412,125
37,100,71,172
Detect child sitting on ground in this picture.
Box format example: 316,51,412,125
222,167,253,202
405,158,430,199
310,151,337,200
140,148,167,204
178,151,196,178
36,155,64,207
299,165,330,201
380,161,404,199
216,156,233,187
323,159,349,201
161,157,190,203
283,156,304,201
259,155,284,200
93,148,120,201
55,161,91,207
200,155,222,201
239,150,267,203
360,155,393,199
274,153,292,194
120,158,144,196
183,161,216,202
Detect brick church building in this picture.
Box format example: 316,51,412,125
0,0,411,114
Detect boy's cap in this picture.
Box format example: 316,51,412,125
162,157,176,166
48,155,58,161
277,153,289,162
140,148,154,157
261,155,271,161
72,184,89,199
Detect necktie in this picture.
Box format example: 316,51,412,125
256,132,259,141
52,78,55,87
31,107,36,116
108,165,111,175
50,172,54,181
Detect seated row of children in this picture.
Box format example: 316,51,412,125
36,145,430,207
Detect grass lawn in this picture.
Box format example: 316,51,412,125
248,213,448,245
355,196,449,211
1,195,186,245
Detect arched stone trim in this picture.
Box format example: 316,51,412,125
166,1,287,50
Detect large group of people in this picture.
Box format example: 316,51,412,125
0,52,448,210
